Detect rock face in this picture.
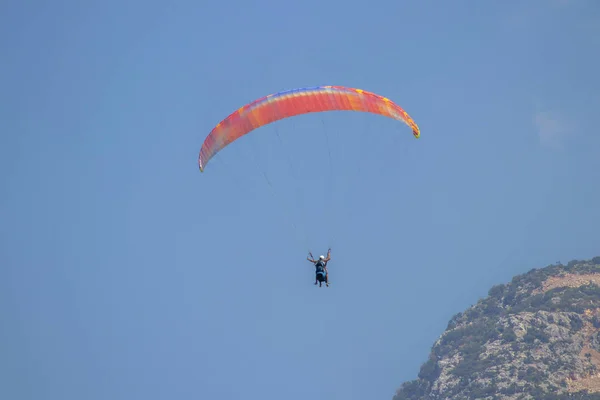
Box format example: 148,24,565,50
393,256,600,400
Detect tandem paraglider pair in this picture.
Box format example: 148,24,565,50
307,249,331,287
197,85,421,287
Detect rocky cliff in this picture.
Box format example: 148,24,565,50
394,256,600,400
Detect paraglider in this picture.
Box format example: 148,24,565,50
198,85,420,172
197,85,421,287
307,249,331,287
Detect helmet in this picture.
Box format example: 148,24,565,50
319,255,325,260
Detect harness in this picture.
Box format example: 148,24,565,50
315,260,326,274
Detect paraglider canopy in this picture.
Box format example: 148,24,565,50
198,85,420,172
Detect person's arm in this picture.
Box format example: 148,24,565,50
307,252,316,263
325,248,331,262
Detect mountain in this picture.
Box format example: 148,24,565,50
393,256,600,400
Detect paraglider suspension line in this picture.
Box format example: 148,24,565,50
322,119,335,248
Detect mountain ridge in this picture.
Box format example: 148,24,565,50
393,256,600,400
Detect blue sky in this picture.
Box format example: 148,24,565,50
1,1,599,399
